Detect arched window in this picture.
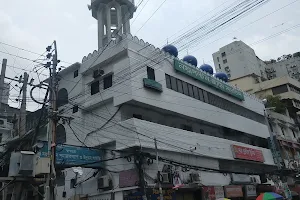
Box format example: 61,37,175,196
56,124,66,144
57,88,68,107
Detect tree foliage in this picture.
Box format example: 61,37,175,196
266,95,287,114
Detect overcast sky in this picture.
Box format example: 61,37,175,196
0,0,300,111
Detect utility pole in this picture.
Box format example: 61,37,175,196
154,138,163,200
20,72,29,136
45,40,58,200
0,59,7,111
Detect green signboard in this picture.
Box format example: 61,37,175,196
174,59,244,101
143,78,163,92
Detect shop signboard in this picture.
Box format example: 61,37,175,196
119,169,139,188
148,188,176,200
231,145,264,162
124,192,143,200
224,185,243,198
174,59,244,101
39,142,102,168
202,186,224,200
245,185,257,197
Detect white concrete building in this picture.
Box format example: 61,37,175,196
265,56,300,81
49,1,276,200
213,41,267,80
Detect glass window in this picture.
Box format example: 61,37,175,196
217,57,220,62
147,67,155,80
221,52,226,57
272,85,288,95
91,81,100,95
177,79,183,94
103,75,113,89
72,106,79,113
193,86,199,100
188,84,194,97
74,70,79,78
165,74,171,89
198,88,204,101
219,64,221,69
182,81,189,95
58,88,69,107
223,59,227,64
170,76,177,91
203,90,209,103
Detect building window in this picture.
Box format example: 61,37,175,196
56,125,66,144
147,67,155,80
72,105,79,113
0,120,4,125
182,81,189,95
57,88,69,107
91,81,100,95
193,86,199,100
272,85,288,95
0,133,2,143
170,76,177,91
203,90,209,103
200,129,205,134
181,124,193,131
188,84,194,97
74,70,79,78
177,79,183,94
217,57,220,62
221,52,226,57
219,64,221,69
223,59,227,64
104,75,113,89
165,74,171,89
133,114,143,120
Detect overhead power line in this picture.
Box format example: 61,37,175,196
135,0,168,34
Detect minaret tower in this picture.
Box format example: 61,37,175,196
89,0,136,49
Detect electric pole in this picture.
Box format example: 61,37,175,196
20,72,29,136
0,59,7,111
154,138,164,200
45,40,58,200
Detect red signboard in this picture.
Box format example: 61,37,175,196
224,185,243,198
202,186,224,200
231,145,264,162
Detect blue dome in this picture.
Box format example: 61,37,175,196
162,45,178,57
214,72,229,82
183,55,198,67
200,64,213,75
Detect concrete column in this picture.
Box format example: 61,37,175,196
97,4,105,49
116,3,122,30
106,5,112,41
122,6,131,34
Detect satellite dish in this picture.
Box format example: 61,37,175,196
72,167,83,176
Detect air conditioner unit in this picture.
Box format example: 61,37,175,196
9,151,35,177
161,172,170,183
190,173,201,183
93,69,104,78
97,175,111,189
